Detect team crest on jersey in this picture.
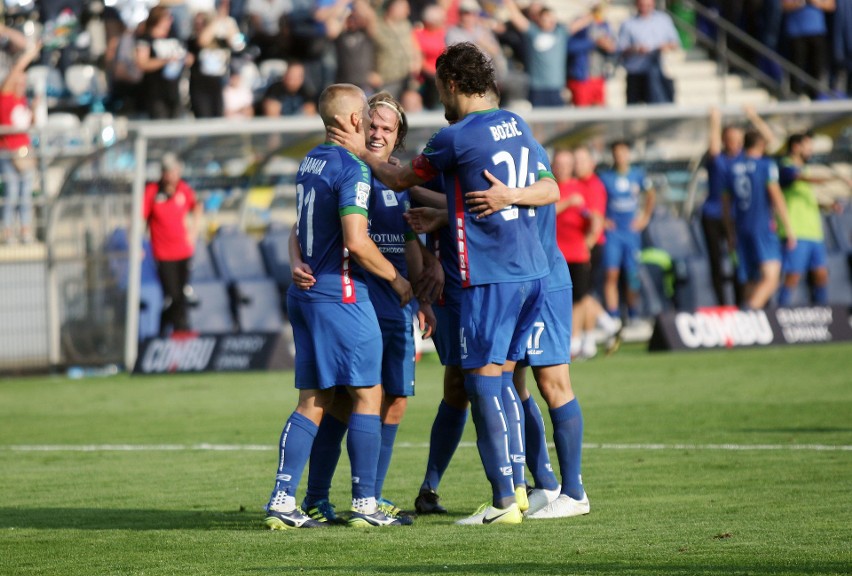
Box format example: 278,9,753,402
356,182,370,209
382,189,398,207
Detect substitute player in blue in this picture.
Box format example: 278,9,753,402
722,130,795,310
263,83,413,530
292,92,437,525
598,140,656,323
331,42,559,525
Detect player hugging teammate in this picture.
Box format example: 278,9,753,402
263,42,588,529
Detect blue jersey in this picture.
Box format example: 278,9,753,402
599,167,651,231
724,154,779,238
531,142,570,292
703,153,739,220
365,178,416,322
412,108,550,287
418,174,463,296
289,143,372,303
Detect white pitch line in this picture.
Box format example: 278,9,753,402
2,442,851,452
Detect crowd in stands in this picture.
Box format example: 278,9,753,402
0,8,846,189
2,0,852,124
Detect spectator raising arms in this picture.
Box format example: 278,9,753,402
567,2,615,107
503,0,569,107
0,42,40,245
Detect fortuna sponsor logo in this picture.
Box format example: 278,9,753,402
140,337,216,372
674,307,774,349
489,118,523,141
299,156,327,176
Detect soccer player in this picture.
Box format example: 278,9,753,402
703,106,777,306
292,92,437,525
598,140,656,323
330,42,558,525
722,130,796,310
777,132,839,306
263,83,413,530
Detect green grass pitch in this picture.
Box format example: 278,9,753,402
1,343,850,575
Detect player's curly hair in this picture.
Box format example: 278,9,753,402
368,91,408,152
435,42,495,98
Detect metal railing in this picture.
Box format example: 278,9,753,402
666,0,835,103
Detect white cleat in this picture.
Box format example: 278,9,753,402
524,486,562,516
525,493,590,520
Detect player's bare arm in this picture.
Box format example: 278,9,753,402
341,213,412,305
410,186,448,209
415,242,444,303
465,170,559,218
288,222,316,290
405,206,449,235
767,182,797,250
404,240,437,338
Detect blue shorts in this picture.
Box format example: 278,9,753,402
520,286,572,367
783,238,827,276
736,231,781,282
433,289,461,367
378,316,416,397
288,295,382,390
604,229,640,289
459,279,545,370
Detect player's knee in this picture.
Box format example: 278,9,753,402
784,272,802,288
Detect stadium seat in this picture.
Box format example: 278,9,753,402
104,228,163,339
209,226,285,330
636,263,668,317
644,211,719,310
645,210,702,260
826,252,852,307
233,279,284,332
189,238,218,282
209,226,267,282
188,281,237,334
259,223,292,291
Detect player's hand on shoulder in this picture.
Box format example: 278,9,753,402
292,262,316,290
466,169,514,219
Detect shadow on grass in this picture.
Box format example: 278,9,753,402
243,561,851,575
0,507,256,531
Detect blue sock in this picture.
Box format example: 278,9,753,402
501,372,526,488
464,373,514,507
550,399,585,501
346,413,382,501
421,401,467,491
812,285,828,305
778,285,792,306
522,397,559,490
608,309,619,319
304,414,347,506
272,412,318,497
375,423,399,500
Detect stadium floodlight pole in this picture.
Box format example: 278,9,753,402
124,133,149,371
